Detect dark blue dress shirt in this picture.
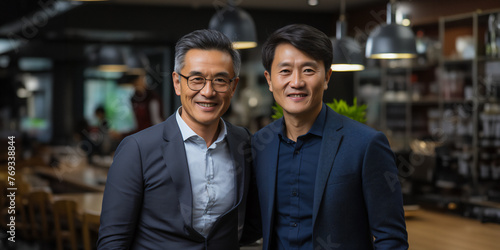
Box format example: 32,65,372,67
273,104,327,250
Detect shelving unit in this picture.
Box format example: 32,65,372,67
475,12,500,208
357,8,500,221
357,59,440,152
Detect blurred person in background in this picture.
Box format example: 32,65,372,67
110,70,164,140
129,71,164,132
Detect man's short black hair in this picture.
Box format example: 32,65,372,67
262,24,333,74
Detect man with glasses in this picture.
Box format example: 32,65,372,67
98,29,259,249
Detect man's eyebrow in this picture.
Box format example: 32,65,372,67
187,71,203,76
276,62,292,68
276,61,319,68
214,72,231,77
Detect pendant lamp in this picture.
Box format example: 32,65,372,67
117,50,150,85
97,45,128,72
209,0,257,49
125,50,149,75
365,0,417,59
331,0,364,72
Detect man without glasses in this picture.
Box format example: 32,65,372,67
252,24,409,250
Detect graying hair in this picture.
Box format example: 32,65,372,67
174,29,241,77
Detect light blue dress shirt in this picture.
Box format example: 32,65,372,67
175,108,235,237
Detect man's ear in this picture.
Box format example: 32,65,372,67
324,68,333,90
264,71,273,92
172,72,181,96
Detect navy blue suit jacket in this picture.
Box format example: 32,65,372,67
252,106,409,250
98,114,254,250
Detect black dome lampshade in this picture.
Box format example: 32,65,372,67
365,0,417,59
331,18,365,72
125,50,150,75
209,1,257,50
117,50,150,85
97,45,128,72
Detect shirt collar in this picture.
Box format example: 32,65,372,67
279,103,327,139
175,106,227,144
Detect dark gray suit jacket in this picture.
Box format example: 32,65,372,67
98,114,254,249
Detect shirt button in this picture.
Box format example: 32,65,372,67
291,223,297,227
292,191,298,196
294,150,300,155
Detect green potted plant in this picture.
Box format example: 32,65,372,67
272,97,367,123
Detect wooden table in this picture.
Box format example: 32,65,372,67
53,192,104,215
33,165,108,192
404,204,421,217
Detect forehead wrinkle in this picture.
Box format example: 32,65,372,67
186,71,231,77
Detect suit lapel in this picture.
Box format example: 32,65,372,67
161,115,193,229
264,134,280,223
225,124,249,238
312,109,344,224
226,123,247,204
226,124,246,207
257,120,281,248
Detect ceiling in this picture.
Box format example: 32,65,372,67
112,0,386,12
3,0,495,60
1,0,389,46
0,0,386,27
0,0,387,39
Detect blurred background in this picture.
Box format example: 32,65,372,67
1,0,500,249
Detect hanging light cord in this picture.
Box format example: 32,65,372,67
387,0,397,24
227,0,241,7
340,0,346,21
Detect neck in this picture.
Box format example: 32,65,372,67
283,104,322,142
197,122,221,148
180,109,221,147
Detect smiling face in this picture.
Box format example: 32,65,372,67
173,49,238,131
265,43,332,120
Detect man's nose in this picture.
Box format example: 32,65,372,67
289,71,305,88
199,80,217,97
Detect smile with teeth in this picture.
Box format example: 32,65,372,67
288,94,307,97
198,103,216,107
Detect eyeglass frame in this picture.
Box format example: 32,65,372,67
177,73,237,93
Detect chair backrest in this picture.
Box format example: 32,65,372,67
0,177,32,239
0,179,10,227
82,211,100,250
53,199,79,250
27,190,52,241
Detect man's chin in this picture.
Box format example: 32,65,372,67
282,106,308,116
195,115,221,126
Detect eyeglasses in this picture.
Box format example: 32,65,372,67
178,73,236,93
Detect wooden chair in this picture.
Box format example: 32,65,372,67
27,189,53,242
82,211,100,250
53,199,79,250
0,179,31,240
